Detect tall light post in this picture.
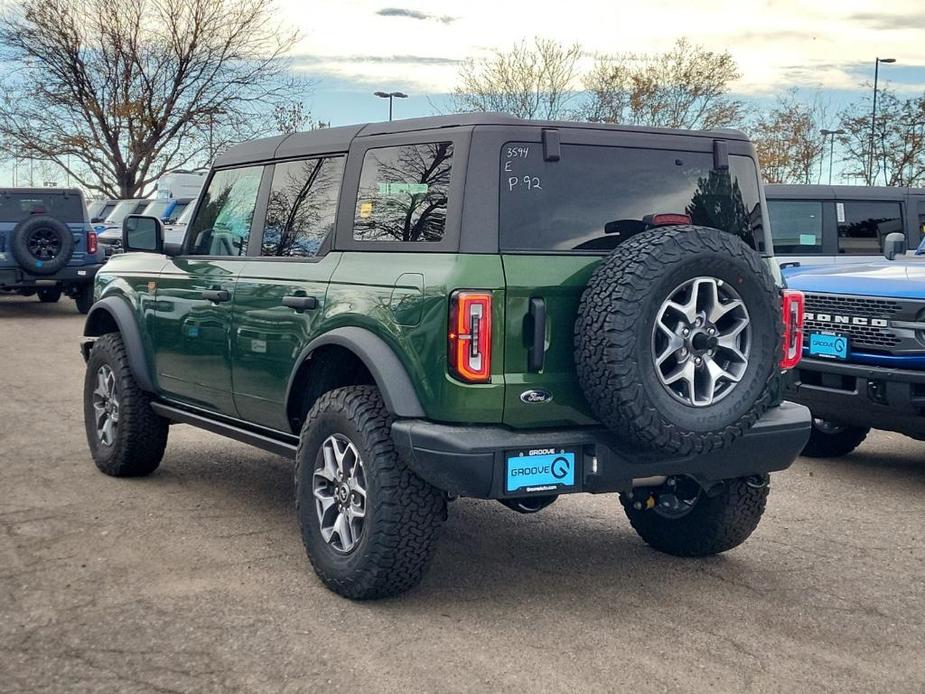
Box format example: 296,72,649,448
374,91,407,121
821,129,845,185
869,57,896,184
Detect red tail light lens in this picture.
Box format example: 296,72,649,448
644,213,693,226
87,231,97,254
449,291,492,383
780,289,805,370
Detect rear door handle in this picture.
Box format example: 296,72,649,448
201,289,230,303
527,297,546,372
282,295,318,312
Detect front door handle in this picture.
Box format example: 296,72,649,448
282,295,318,312
202,289,231,303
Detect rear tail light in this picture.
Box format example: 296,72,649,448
87,231,97,254
448,291,492,383
780,289,805,370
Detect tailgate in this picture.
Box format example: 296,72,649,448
501,254,601,428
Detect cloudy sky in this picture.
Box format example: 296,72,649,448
280,0,925,124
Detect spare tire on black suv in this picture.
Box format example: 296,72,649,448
10,214,75,275
575,225,781,456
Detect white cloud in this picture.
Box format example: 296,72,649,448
279,0,925,94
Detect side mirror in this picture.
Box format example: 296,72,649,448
883,232,906,261
123,215,164,254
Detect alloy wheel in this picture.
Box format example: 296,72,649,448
313,434,367,553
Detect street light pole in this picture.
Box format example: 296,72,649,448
821,129,846,185
374,91,408,121
869,57,896,185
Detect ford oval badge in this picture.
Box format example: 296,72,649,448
520,389,553,404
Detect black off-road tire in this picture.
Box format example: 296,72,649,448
295,386,446,600
83,332,168,477
10,215,75,275
620,478,769,556
75,284,94,314
802,419,869,458
37,287,62,303
575,225,781,456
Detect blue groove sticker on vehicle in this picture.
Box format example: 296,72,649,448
506,450,576,493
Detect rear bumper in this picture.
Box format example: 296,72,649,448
784,358,925,437
0,263,102,288
391,402,811,499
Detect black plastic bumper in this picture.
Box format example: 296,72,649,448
0,263,102,288
391,402,811,499
785,358,925,437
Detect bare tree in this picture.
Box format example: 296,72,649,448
838,89,925,187
451,38,582,120
750,90,827,184
0,0,302,198
581,39,745,130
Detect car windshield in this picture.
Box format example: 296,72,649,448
86,200,106,219
167,201,189,222
141,200,171,219
499,142,767,253
173,201,195,225
105,200,144,225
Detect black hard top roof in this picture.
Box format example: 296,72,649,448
766,183,925,200
214,113,750,167
1,187,84,196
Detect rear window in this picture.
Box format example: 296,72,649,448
0,192,84,223
768,200,824,255
499,143,765,253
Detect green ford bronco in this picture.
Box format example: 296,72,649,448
81,114,811,599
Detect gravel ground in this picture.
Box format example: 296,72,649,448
1,293,923,693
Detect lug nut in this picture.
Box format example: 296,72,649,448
708,327,716,335
682,328,690,336
695,357,702,366
633,501,643,510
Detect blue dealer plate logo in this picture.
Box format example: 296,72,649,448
809,332,848,360
506,451,576,493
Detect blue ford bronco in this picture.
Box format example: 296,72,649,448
784,232,925,455
0,188,102,313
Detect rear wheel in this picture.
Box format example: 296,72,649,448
83,333,168,477
37,287,62,303
620,477,769,556
295,386,446,599
75,284,94,314
801,419,869,458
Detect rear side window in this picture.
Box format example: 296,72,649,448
353,143,453,243
0,193,84,223
187,166,263,256
499,143,765,253
837,201,902,255
263,156,345,257
768,200,824,255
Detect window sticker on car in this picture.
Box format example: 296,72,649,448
799,234,817,245
378,182,428,196
836,202,846,223
359,201,373,218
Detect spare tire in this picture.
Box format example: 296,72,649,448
575,225,781,456
10,215,75,276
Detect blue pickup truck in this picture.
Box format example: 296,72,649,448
784,234,925,455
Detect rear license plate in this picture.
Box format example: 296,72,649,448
505,449,577,494
808,332,849,360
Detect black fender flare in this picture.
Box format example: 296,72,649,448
288,326,426,418
82,296,156,392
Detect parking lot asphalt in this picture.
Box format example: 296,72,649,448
0,293,923,694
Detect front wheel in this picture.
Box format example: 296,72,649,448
295,386,446,600
620,477,769,556
83,333,169,476
801,419,869,458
